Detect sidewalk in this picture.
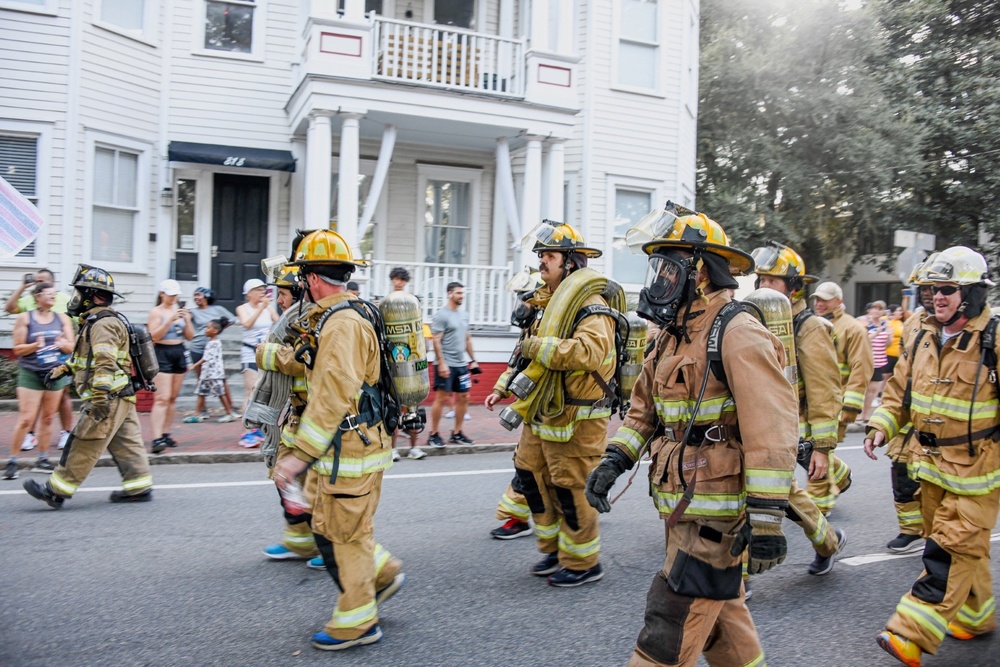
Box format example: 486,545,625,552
0,399,529,470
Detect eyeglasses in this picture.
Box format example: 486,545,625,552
931,285,959,296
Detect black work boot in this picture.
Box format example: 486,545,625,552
109,489,153,503
23,479,65,510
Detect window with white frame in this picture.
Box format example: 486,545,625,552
424,181,471,264
0,134,39,258
617,0,659,90
204,0,257,53
611,187,653,285
91,146,140,264
98,0,147,34
0,0,58,14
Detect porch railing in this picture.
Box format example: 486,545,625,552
358,259,516,329
371,17,525,97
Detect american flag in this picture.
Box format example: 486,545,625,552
0,174,45,258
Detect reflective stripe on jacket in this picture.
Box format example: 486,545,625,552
870,306,1000,496
67,307,132,401
609,290,798,521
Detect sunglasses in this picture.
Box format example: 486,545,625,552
931,285,959,296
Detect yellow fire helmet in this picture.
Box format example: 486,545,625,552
625,201,754,275
908,251,939,285
290,229,370,268
523,219,603,258
922,246,995,286
750,241,818,284
268,264,301,288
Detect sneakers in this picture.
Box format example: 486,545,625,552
57,430,70,449
887,533,925,554
217,413,238,423
311,624,382,651
307,555,326,570
21,432,37,451
239,429,264,448
376,573,406,606
23,479,64,509
407,447,427,460
163,433,178,448
946,622,977,641
391,449,401,462
549,563,605,588
109,489,153,503
744,578,753,601
426,433,445,448
808,528,848,576
449,431,474,445
183,414,208,423
31,458,56,473
490,518,532,540
876,630,922,667
531,552,560,576
151,437,169,454
444,410,455,419
3,459,18,480
263,544,311,561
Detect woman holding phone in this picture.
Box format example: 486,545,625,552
148,279,194,454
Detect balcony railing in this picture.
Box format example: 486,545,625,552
359,259,516,329
372,17,525,97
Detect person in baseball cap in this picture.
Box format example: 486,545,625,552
812,282,843,304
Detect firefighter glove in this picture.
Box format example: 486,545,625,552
43,364,68,389
585,447,632,513
747,506,787,574
87,397,110,423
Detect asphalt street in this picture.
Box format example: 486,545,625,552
2,435,999,667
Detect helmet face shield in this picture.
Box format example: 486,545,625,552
625,209,681,256
644,255,688,304
750,246,781,273
636,251,696,327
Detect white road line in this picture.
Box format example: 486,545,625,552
841,533,1000,567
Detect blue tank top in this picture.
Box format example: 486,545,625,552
160,310,186,342
20,310,64,372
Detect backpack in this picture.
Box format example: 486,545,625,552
83,310,159,392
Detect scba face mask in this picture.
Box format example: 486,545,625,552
67,288,92,318
637,253,695,327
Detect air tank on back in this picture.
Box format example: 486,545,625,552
744,287,798,399
379,290,430,426
619,312,648,400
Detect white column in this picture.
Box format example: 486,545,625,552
337,113,363,254
343,0,365,21
520,136,543,243
304,111,333,231
543,139,565,222
530,0,549,51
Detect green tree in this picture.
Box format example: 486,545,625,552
698,0,921,275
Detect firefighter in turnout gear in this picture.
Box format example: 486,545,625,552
272,230,404,652
258,261,322,561
866,246,1000,666
585,205,798,666
23,264,153,508
751,242,849,577
812,280,872,505
484,221,615,587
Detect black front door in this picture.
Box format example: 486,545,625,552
212,174,269,314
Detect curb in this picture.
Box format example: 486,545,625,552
7,442,518,471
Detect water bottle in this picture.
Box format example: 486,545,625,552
278,478,311,517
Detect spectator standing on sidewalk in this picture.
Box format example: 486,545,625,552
192,320,236,418
5,268,74,452
426,281,479,451
237,278,278,447
859,300,890,422
3,283,74,479
148,280,194,454
184,287,238,423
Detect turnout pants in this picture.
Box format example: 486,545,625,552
48,398,151,498
513,418,606,571
311,470,392,640
787,479,840,558
495,483,531,522
628,519,764,667
886,482,999,654
805,453,851,514
887,431,923,536
269,440,319,557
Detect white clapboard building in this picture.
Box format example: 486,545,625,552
0,0,699,366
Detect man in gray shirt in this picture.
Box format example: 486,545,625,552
428,282,479,447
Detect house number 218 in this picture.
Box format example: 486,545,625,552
224,157,246,166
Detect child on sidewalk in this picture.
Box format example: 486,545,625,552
192,320,236,422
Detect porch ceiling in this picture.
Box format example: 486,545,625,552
355,111,519,152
